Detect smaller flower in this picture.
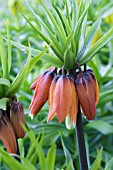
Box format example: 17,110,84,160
75,71,96,120
29,68,55,116
0,112,17,153
10,101,25,139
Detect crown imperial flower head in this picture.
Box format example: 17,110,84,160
29,65,99,129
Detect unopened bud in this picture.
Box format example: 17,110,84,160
10,101,25,139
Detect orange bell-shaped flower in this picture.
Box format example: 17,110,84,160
29,70,55,116
75,72,96,120
48,73,78,126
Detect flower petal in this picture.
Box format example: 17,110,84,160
30,66,55,90
69,77,78,124
48,75,60,121
54,75,72,123
30,71,54,116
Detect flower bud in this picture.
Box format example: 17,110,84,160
0,115,17,153
10,101,25,139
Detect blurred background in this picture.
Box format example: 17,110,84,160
0,0,113,169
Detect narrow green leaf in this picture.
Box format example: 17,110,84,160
77,18,101,60
0,98,9,110
66,31,74,49
41,0,66,50
77,13,87,57
4,39,63,68
42,53,63,68
90,147,103,170
65,0,72,28
57,7,71,35
28,46,50,73
64,48,75,69
105,158,113,170
18,8,62,60
0,148,23,170
0,78,10,87
61,136,74,170
6,20,12,74
74,4,90,56
86,120,113,135
0,35,8,78
80,26,113,64
46,144,56,170
72,0,77,29
26,3,64,58
18,139,25,158
51,5,67,40
8,43,31,97
22,126,47,170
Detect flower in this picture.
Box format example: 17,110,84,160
75,71,96,120
10,101,25,139
0,113,17,153
29,68,55,116
48,74,78,126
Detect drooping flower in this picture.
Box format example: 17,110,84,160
29,69,55,116
75,71,96,120
10,101,25,139
0,113,17,153
48,74,78,126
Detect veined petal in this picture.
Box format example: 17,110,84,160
69,77,78,124
48,75,60,121
30,71,54,116
75,73,96,120
54,75,72,123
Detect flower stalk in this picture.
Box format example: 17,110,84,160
75,103,88,170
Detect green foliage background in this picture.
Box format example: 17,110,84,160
0,0,113,169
